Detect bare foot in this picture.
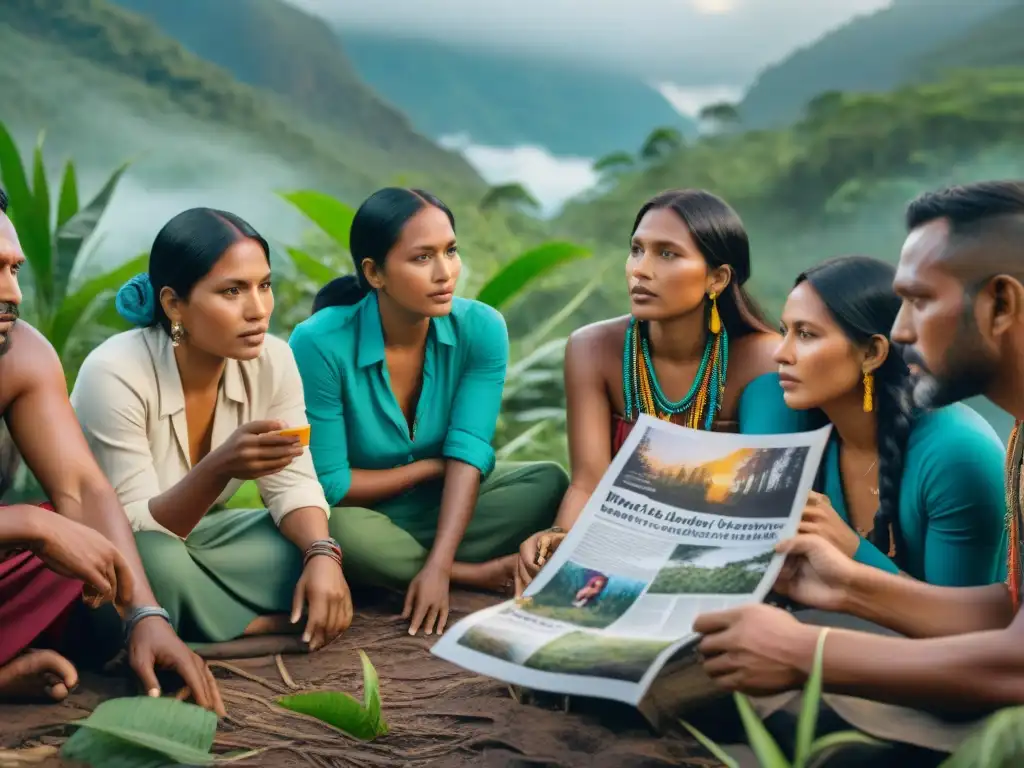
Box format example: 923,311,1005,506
0,649,78,702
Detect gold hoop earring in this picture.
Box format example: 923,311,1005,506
170,321,185,348
862,372,874,413
708,291,721,334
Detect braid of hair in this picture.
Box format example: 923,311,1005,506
869,363,917,567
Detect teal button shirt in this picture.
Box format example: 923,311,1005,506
288,292,509,520
741,376,1007,587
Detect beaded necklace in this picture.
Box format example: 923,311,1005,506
1005,420,1023,612
622,316,728,431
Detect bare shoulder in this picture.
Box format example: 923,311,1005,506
0,322,63,407
566,315,629,364
728,331,782,389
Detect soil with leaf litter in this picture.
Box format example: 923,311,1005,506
0,590,720,767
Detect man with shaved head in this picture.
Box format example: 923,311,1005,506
690,180,1024,758
0,186,223,713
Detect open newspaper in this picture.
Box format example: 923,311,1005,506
431,414,833,707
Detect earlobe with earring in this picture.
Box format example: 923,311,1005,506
862,371,874,413
708,291,721,334
170,321,185,348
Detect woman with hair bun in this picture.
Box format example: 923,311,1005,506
70,207,353,649
289,187,568,638
774,255,1006,584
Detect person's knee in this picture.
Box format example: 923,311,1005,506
327,508,425,589
133,532,198,606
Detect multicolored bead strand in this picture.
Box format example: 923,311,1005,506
622,315,728,431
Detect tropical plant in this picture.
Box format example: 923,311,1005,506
639,126,685,163
699,102,743,134
592,151,636,175
680,629,883,767
0,121,143,386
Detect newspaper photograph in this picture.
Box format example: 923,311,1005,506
431,414,833,706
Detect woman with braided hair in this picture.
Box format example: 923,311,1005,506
774,255,1007,584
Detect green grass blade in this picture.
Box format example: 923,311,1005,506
940,706,1024,768
793,628,830,766
60,696,217,766
735,693,791,768
474,242,591,311
679,719,741,768
56,159,79,230
279,190,355,251
359,650,388,736
807,731,887,766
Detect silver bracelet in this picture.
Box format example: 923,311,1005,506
122,605,172,644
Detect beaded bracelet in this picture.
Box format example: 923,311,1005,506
304,538,343,569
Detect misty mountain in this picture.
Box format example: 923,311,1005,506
738,0,1015,128
336,30,696,158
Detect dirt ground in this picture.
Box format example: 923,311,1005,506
0,590,723,768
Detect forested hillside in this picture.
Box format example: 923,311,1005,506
738,0,1014,127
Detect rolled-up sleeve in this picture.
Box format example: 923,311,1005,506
289,324,352,506
70,354,175,537
256,340,331,525
442,304,509,475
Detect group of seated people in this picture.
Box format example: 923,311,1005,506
2,175,1024,760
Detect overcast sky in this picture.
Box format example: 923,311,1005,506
285,0,892,86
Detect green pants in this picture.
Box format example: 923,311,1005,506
332,461,568,590
135,461,567,642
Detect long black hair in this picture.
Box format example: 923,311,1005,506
632,189,774,338
797,255,917,564
313,187,456,312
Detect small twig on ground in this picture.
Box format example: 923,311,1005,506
275,654,298,689
207,661,290,694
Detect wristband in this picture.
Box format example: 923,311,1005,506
303,538,343,569
122,605,172,644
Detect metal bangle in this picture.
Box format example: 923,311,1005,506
122,605,172,644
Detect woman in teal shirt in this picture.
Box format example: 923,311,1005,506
763,255,1007,585
289,187,568,636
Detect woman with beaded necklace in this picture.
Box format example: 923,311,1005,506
514,189,815,591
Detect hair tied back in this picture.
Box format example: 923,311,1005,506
115,272,156,327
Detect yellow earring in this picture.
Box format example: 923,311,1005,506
862,372,874,413
708,291,721,334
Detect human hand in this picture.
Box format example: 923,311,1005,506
208,420,305,481
402,562,450,636
513,528,566,597
128,616,226,716
772,534,859,612
798,491,861,558
291,556,353,651
28,506,135,609
694,603,819,696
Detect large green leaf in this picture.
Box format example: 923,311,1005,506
474,242,591,311
54,161,130,300
60,696,217,767
49,253,147,356
31,133,53,292
277,651,388,741
286,246,337,286
56,159,80,231
0,122,48,293
279,190,356,251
